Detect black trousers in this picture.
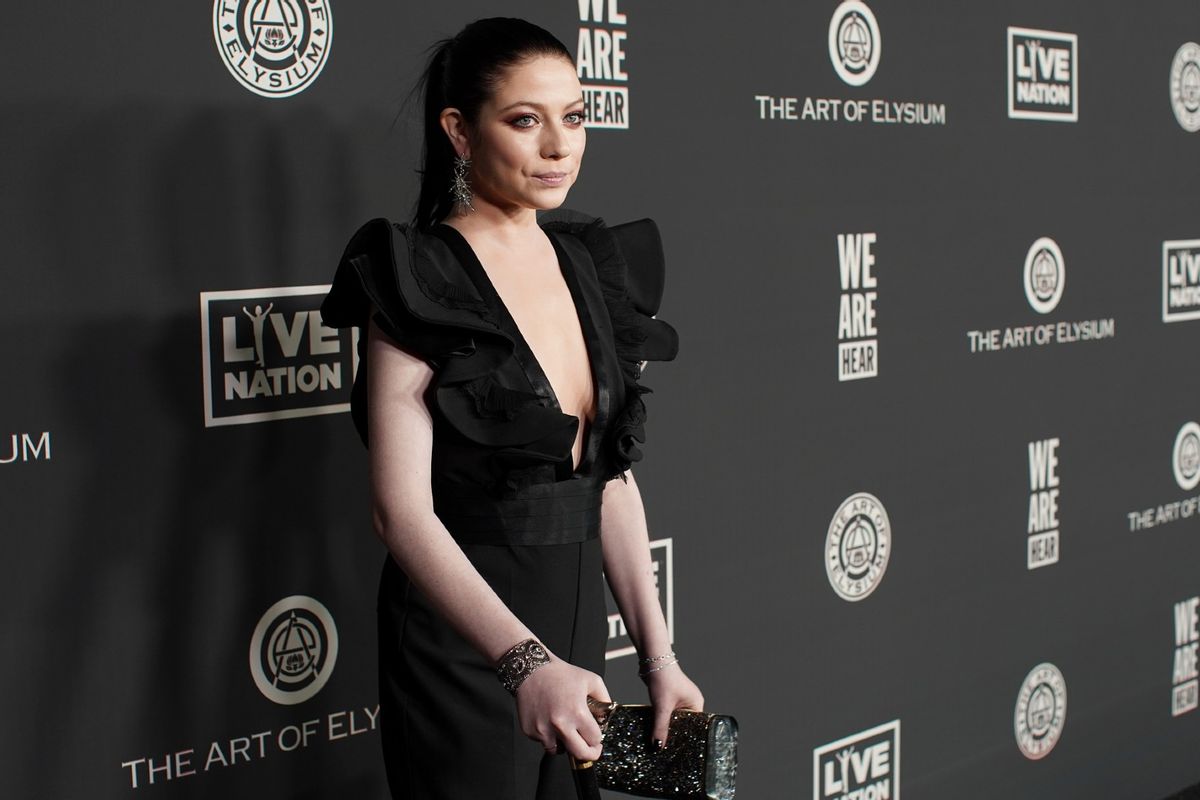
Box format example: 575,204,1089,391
377,538,607,799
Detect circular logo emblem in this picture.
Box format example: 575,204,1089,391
1174,421,1200,491
213,0,333,98
249,595,338,705
1014,662,1067,760
828,1,881,87
1170,42,1200,132
826,492,891,601
1023,237,1066,314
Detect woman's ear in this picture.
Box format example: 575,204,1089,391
439,108,470,158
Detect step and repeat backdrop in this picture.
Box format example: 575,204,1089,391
2,1,1198,798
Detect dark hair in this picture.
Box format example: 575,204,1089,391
411,18,574,230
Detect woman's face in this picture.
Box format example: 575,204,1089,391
460,55,586,213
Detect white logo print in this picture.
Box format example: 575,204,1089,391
1174,422,1200,492
199,285,358,427
249,595,339,705
213,0,332,98
828,1,881,87
1014,662,1067,759
1007,27,1079,122
754,0,948,128
1125,424,1200,532
0,432,51,465
1163,240,1200,322
1027,437,1061,569
813,719,900,800
1023,237,1065,314
825,492,891,601
837,232,879,381
1172,596,1199,717
576,0,631,129
1170,42,1200,133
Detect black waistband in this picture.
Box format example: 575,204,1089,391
433,480,603,546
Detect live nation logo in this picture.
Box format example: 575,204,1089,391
1172,596,1199,717
606,538,673,659
1007,27,1078,122
576,0,629,129
212,0,332,98
1126,422,1200,532
755,0,947,127
813,720,900,800
200,285,357,427
1026,437,1060,570
1014,662,1067,759
837,233,878,381
966,237,1115,354
1163,239,1200,322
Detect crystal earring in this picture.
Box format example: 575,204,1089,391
450,153,474,211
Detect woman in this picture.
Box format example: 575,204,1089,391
321,17,703,799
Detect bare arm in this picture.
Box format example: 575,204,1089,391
366,315,531,663
599,471,672,658
365,316,609,759
601,469,705,745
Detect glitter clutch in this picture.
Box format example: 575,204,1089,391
572,698,739,800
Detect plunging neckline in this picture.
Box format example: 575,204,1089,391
432,222,604,478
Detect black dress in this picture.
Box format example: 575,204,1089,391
320,210,679,800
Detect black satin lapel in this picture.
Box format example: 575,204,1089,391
548,230,614,478
429,224,562,408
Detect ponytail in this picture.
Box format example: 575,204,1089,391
409,18,574,231
413,38,457,230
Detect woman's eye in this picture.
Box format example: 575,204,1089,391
565,111,586,125
512,114,537,128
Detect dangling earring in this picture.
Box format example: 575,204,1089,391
451,153,474,211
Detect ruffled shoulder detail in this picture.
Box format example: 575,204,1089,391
540,210,680,481
321,217,494,364
321,219,578,492
540,210,679,380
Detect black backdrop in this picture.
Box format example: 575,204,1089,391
3,1,1200,798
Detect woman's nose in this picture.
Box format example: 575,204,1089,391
541,123,571,159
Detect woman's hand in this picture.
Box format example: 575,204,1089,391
514,656,612,761
643,664,705,748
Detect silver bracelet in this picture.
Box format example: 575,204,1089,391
638,656,680,677
638,650,677,666
496,638,550,695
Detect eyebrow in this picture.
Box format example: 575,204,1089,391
496,98,586,113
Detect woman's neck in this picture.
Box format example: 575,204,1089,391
443,199,548,250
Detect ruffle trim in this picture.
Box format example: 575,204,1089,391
461,375,542,421
323,214,677,491
322,217,578,496
541,212,679,483
609,382,652,471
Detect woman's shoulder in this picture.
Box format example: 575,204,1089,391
320,216,498,362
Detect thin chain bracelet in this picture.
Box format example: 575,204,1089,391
638,656,680,677
637,650,677,666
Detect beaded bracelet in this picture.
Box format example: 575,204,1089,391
496,638,551,695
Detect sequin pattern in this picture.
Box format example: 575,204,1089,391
592,705,738,799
